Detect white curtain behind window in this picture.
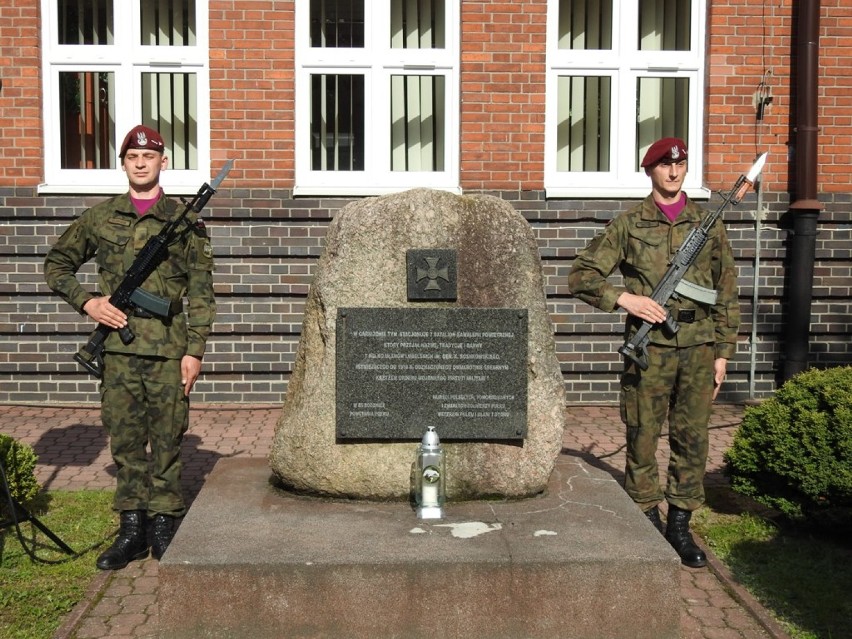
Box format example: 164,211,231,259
389,0,445,172
142,73,198,170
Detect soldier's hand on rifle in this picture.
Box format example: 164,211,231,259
616,292,667,325
82,297,128,330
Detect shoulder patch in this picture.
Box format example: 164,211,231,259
202,242,214,259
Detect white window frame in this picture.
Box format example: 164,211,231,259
293,1,461,197
39,0,211,195
545,1,708,199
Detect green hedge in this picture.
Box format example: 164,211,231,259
724,366,852,530
0,434,41,512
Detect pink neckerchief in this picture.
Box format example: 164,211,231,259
655,192,687,222
130,189,163,216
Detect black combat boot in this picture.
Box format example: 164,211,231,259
643,505,665,534
96,510,149,570
150,514,176,560
665,505,707,568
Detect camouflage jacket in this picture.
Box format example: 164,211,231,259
44,193,216,360
567,195,740,360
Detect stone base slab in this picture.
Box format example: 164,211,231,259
159,455,680,639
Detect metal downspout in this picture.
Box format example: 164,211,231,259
783,0,822,381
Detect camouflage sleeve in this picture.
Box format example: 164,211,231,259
711,219,740,359
567,218,628,313
184,219,216,359
43,212,99,314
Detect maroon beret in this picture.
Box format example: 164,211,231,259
641,137,688,167
119,125,165,158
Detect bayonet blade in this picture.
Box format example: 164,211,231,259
746,152,768,182
210,159,235,190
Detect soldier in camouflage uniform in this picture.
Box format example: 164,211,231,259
44,125,216,570
567,138,739,568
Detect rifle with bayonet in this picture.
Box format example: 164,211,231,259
618,153,768,371
74,160,234,378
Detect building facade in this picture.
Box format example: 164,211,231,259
1,1,850,404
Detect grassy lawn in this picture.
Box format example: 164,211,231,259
693,487,852,639
0,490,116,639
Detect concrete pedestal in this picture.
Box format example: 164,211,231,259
159,455,680,639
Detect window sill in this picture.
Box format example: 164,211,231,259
544,186,712,200
292,184,463,198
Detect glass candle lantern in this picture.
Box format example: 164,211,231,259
414,426,446,519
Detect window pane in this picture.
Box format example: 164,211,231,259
390,0,445,49
390,75,444,172
556,76,611,172
636,77,689,168
141,0,197,46
59,71,115,169
310,0,364,48
58,0,114,45
141,73,198,170
311,74,365,171
638,0,691,51
558,0,612,50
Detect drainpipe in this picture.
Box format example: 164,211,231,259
783,0,822,381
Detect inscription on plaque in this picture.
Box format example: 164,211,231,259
336,307,527,440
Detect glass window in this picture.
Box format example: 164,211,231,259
311,74,365,171
295,0,460,195
546,0,705,196
141,72,198,170
311,0,364,48
638,0,691,51
41,0,210,193
636,76,689,169
556,76,611,172
558,0,612,50
59,71,115,169
140,0,197,46
391,0,445,49
391,75,445,172
58,0,114,45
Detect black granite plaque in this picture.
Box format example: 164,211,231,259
336,307,527,440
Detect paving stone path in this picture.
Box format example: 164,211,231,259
1,403,790,639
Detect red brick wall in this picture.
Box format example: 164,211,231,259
460,1,547,191
0,2,42,186
5,1,848,196
706,0,852,195
209,2,295,185
2,1,851,405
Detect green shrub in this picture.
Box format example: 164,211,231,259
0,434,41,512
724,366,852,531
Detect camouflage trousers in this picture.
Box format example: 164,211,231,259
619,343,714,512
101,353,189,517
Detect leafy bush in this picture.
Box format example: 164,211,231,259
0,434,41,512
724,366,852,531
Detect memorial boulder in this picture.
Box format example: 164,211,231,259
270,188,565,500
